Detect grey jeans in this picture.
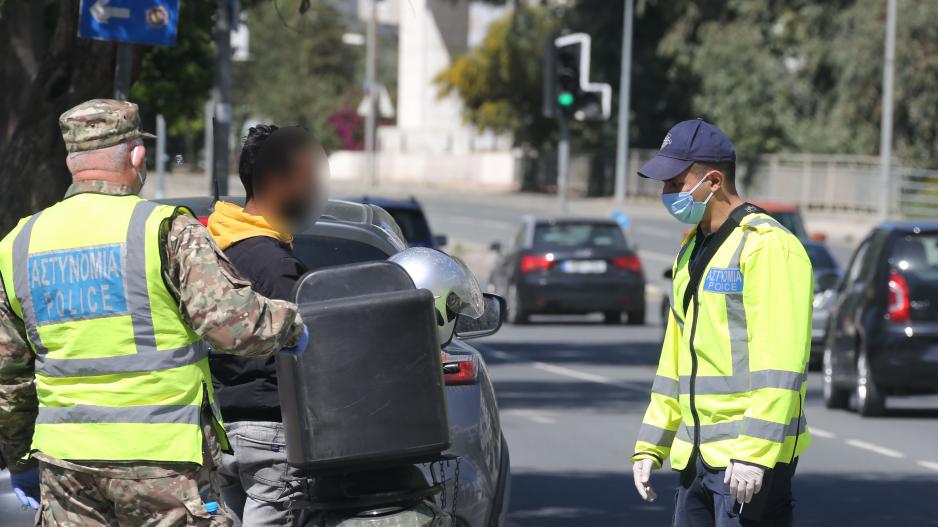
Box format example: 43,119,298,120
217,421,301,527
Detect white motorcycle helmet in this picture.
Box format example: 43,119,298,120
389,247,484,346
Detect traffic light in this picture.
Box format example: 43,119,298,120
543,33,611,122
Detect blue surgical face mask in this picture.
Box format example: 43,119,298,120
662,176,714,225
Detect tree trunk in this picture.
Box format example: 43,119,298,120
0,0,117,232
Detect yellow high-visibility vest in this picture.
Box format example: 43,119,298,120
633,208,813,470
0,192,228,464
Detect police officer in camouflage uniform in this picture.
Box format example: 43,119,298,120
0,99,309,526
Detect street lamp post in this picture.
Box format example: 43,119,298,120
613,0,634,204
879,0,897,219
365,0,378,188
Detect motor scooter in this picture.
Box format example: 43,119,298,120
277,261,502,527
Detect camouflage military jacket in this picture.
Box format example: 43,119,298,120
0,180,303,473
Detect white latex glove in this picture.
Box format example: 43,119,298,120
724,461,765,504
632,458,658,502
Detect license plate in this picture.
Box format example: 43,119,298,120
561,260,607,274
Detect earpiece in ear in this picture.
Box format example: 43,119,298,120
131,145,145,167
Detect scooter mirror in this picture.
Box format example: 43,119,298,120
454,293,506,339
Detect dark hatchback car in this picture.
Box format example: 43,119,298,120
488,217,646,324
823,222,938,416
343,195,447,249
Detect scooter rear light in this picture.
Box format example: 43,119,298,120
442,351,478,385
887,270,910,323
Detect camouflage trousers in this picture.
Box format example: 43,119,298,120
34,408,233,526
36,460,232,527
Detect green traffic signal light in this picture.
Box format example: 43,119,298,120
557,91,575,107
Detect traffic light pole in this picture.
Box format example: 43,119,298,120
557,115,570,214
212,0,234,197
613,0,634,204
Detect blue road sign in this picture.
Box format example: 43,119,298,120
79,0,179,46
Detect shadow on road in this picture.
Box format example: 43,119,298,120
508,470,938,527
508,470,678,527
492,380,651,412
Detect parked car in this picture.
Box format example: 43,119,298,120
804,240,842,368
823,222,938,416
488,216,646,325
157,197,510,527
343,195,448,249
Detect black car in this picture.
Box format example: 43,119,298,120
823,222,938,416
343,195,447,249
488,217,646,324
804,240,842,367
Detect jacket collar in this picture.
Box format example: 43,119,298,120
64,180,136,198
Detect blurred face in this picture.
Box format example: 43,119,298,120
275,146,327,228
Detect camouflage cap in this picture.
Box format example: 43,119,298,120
59,99,156,153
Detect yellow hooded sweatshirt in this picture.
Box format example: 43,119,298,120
207,201,293,251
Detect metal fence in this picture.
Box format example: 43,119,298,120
624,150,938,218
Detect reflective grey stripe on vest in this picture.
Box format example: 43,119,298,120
651,375,679,399
11,213,47,354
743,217,791,235
679,370,807,395
677,415,806,444
36,404,200,425
636,423,677,447
125,201,160,352
724,230,751,377
35,341,207,377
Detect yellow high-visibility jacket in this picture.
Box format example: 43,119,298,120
0,193,227,464
632,207,813,470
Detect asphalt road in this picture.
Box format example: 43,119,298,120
474,315,938,526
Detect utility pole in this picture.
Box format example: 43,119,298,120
557,116,570,214
878,0,897,219
613,0,634,204
113,43,133,100
212,0,235,197
156,114,167,199
365,0,378,187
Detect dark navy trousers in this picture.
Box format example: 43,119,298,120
672,457,797,527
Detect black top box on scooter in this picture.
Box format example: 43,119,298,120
277,261,450,473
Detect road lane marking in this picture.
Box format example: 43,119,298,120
809,427,836,439
916,460,938,472
532,362,646,393
491,350,512,361
503,409,557,425
845,439,905,459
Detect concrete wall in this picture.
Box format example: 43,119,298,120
329,150,518,189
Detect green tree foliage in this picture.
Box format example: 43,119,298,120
660,0,938,167
130,0,216,138
434,4,562,147
439,0,938,168
234,0,360,150
434,1,696,150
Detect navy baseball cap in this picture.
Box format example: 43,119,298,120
638,119,736,181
